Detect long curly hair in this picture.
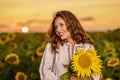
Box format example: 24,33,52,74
45,10,94,54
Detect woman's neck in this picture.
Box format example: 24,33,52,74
67,38,75,45
66,38,75,53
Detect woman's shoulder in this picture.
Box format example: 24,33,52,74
44,42,51,49
46,42,51,46
84,43,94,47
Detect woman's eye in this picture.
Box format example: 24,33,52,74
60,23,64,27
54,25,58,30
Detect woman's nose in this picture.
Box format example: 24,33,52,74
56,26,61,32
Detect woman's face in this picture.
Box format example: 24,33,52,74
54,17,72,41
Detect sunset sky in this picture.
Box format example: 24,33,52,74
0,0,120,32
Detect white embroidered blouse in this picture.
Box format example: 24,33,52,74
39,43,100,80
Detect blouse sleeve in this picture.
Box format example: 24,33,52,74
88,44,100,80
39,43,57,80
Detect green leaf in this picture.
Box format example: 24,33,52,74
63,64,69,68
60,71,70,80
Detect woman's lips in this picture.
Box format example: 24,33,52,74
59,32,64,37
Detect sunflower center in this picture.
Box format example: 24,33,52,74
78,54,91,69
1,37,6,41
109,60,117,64
9,34,13,38
10,44,16,48
7,56,17,62
18,74,25,80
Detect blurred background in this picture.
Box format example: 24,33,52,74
0,0,120,32
0,0,120,80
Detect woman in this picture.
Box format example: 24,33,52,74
39,10,100,80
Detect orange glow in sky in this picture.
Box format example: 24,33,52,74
0,0,120,32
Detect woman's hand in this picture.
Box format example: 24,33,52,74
70,74,80,80
81,77,93,80
70,74,93,80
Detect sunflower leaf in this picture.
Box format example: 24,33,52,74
63,64,69,68
60,71,70,80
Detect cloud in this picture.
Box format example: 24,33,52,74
80,16,94,21
17,19,50,28
0,24,9,28
16,19,51,32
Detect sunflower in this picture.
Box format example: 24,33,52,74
31,54,38,62
35,36,40,41
15,72,27,80
0,36,8,44
0,59,5,67
0,66,3,74
107,58,119,67
9,43,17,49
106,78,113,80
5,53,20,65
31,55,35,62
7,33,16,41
71,48,102,78
36,47,43,57
104,47,115,55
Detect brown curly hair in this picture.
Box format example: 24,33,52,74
45,10,94,54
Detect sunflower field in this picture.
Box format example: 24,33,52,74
0,33,46,80
0,29,120,80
